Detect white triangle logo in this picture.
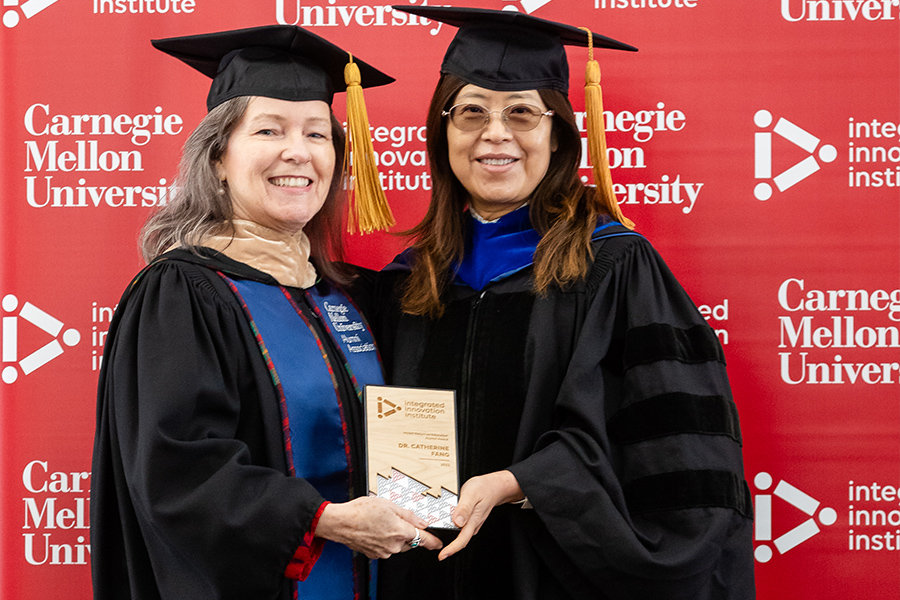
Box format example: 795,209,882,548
753,471,837,563
754,110,837,201
2,294,81,384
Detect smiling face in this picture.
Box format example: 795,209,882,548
446,85,556,221
217,96,336,235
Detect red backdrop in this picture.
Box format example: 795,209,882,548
2,0,898,597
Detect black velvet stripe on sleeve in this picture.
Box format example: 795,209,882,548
623,469,753,518
607,393,742,445
623,323,725,370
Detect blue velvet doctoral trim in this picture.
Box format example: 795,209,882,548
453,208,629,290
225,278,384,600
453,205,539,291
382,211,638,290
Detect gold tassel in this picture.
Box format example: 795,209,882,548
343,54,395,234
579,27,634,230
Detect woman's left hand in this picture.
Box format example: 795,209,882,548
439,470,524,561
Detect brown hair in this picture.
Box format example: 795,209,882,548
401,73,614,317
140,96,351,284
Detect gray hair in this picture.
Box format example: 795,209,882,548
140,97,251,262
140,96,351,284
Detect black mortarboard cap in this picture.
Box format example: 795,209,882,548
152,25,396,233
391,6,636,94
392,5,636,230
151,25,394,111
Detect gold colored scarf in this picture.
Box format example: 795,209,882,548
201,219,318,289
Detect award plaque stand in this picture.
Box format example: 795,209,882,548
364,385,459,529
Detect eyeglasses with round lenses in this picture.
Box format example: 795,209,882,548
442,103,555,132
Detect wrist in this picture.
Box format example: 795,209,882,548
495,470,525,504
314,501,345,542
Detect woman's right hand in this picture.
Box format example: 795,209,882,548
314,496,443,558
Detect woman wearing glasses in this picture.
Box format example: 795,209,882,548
366,7,755,600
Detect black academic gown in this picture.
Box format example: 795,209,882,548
365,228,755,600
90,248,369,600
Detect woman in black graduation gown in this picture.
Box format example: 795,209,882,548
370,7,756,600
90,25,440,600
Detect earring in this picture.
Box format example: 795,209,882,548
218,180,227,196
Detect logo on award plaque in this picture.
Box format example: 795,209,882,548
364,385,459,529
